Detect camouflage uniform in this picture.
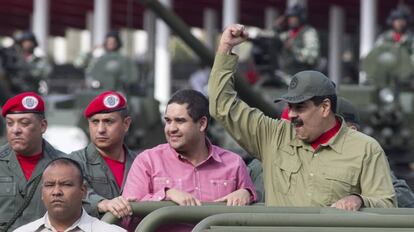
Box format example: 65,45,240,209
15,52,51,93
375,6,414,65
0,140,65,231
276,25,320,75
375,30,414,64
375,30,414,65
0,46,51,95
85,52,138,94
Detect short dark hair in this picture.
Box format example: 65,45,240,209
167,89,210,123
44,158,84,185
310,95,337,113
118,108,129,119
35,113,46,120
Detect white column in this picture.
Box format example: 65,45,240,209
93,0,110,47
32,0,49,54
265,7,278,31
222,0,239,29
204,8,218,50
359,0,377,84
154,0,172,111
328,5,345,86
144,10,156,63
359,0,377,58
86,11,94,49
53,37,67,65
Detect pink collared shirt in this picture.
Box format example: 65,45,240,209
123,143,257,202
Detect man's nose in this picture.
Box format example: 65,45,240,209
288,109,297,119
52,186,63,196
168,122,178,132
97,122,106,133
11,125,22,134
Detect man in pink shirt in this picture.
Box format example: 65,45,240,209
122,89,256,230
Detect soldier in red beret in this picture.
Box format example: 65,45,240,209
0,92,65,231
70,91,137,218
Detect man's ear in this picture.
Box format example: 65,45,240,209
199,116,208,132
40,119,48,134
123,116,132,133
81,182,87,199
321,99,332,117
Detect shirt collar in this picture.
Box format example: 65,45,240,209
44,208,88,232
288,117,348,154
23,213,46,231
170,139,223,164
310,118,341,150
321,116,348,154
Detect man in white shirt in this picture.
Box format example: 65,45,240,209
14,158,126,232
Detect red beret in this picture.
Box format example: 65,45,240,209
1,92,45,117
84,91,127,118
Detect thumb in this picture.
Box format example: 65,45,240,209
127,197,137,202
330,203,336,207
214,196,227,202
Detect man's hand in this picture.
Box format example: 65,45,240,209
214,189,251,206
97,196,136,218
331,195,363,211
218,24,249,54
166,188,202,206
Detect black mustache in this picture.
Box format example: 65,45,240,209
291,118,304,127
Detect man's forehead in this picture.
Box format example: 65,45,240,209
6,113,38,120
89,111,120,120
165,103,190,116
43,164,78,177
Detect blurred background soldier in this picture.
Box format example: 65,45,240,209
375,7,414,64
13,31,51,94
0,31,51,101
274,4,320,76
75,31,138,95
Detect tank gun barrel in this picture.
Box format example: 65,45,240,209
137,0,279,117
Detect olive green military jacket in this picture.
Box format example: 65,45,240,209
70,143,137,217
0,140,65,231
208,54,396,208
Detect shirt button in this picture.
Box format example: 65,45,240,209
307,192,312,196
310,173,314,177
223,182,227,186
158,196,162,200
166,180,170,184
195,187,199,190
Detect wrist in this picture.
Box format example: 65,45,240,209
351,194,364,207
217,44,233,55
97,199,108,213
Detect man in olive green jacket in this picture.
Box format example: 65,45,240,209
209,24,395,210
0,92,65,231
70,91,137,218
